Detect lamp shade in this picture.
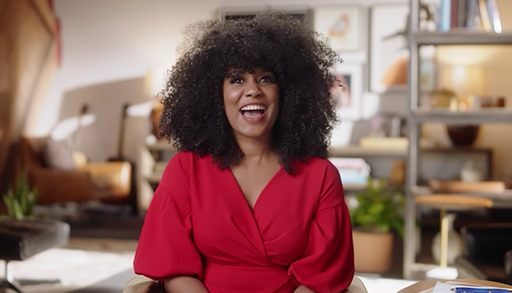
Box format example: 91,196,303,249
439,65,487,96
144,68,168,98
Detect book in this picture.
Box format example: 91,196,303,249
478,0,492,31
486,0,502,33
465,0,482,30
457,0,468,27
359,137,408,149
438,0,452,31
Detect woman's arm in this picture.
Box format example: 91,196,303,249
294,285,316,293
163,276,209,293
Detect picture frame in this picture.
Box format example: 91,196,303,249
369,4,410,93
218,6,314,27
314,6,361,52
331,62,363,121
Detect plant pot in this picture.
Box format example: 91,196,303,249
352,230,393,274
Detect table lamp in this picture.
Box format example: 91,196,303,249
439,65,487,146
439,65,487,111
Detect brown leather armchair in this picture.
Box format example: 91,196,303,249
17,137,131,205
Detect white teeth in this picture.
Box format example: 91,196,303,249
241,105,266,111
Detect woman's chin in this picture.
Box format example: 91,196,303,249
234,129,272,141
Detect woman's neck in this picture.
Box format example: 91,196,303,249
235,135,277,166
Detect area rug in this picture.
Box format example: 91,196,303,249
0,238,137,293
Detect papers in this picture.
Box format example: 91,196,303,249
432,281,453,293
432,281,512,293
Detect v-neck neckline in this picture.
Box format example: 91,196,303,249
227,166,284,212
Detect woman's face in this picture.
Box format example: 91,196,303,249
223,67,280,142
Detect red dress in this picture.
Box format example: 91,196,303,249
134,151,354,293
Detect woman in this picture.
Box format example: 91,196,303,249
134,12,354,293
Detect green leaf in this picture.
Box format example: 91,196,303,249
349,176,406,238
1,168,38,220
12,200,24,221
2,196,14,218
27,189,38,216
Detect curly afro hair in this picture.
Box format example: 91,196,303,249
159,11,341,174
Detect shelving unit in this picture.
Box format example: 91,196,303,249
404,1,512,280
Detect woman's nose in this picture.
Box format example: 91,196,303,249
244,79,261,97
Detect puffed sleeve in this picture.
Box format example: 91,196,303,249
288,163,355,293
133,152,204,280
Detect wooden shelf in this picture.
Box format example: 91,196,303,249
146,140,176,152
412,31,512,45
343,183,367,191
411,108,512,124
328,145,406,158
411,185,512,208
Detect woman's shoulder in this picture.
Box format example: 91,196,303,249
169,151,211,163
293,157,340,180
300,157,338,172
164,151,212,173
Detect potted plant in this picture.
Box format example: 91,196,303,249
349,177,405,274
0,170,70,291
1,170,38,220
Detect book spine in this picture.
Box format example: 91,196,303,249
457,0,467,28
486,0,502,33
451,0,458,28
439,0,452,31
478,0,492,31
466,0,482,30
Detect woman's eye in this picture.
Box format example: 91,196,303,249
230,77,243,84
260,75,274,83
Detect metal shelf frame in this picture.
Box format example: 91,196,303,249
412,109,512,124
413,31,512,45
404,0,512,280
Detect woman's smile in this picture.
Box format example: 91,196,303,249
239,103,267,121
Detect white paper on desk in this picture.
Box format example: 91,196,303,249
432,281,453,293
431,281,510,293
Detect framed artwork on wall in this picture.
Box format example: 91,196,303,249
218,6,314,27
331,63,363,121
314,6,361,52
369,4,409,93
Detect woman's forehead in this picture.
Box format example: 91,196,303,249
225,67,274,75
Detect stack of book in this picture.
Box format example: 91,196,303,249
327,157,371,186
437,0,501,33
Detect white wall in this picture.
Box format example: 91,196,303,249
28,0,406,163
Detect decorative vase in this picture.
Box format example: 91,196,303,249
446,125,479,146
431,214,464,265
460,160,484,182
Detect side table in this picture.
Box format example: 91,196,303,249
415,194,493,280
0,219,70,293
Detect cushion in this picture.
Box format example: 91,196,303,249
42,138,76,170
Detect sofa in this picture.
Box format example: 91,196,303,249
17,136,132,205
